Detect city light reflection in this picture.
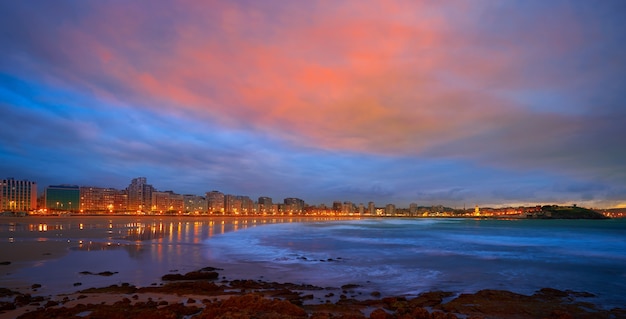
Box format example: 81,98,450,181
2,216,361,258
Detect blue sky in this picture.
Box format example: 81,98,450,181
1,1,625,208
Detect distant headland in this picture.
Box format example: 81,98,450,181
526,205,608,219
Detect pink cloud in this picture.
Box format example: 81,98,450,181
22,1,616,159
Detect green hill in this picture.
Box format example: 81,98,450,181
537,205,608,219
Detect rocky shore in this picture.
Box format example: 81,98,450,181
1,267,624,319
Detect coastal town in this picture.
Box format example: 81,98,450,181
2,177,623,218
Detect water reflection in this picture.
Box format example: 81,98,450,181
1,216,359,250
0,216,361,296
121,222,168,241
70,241,146,258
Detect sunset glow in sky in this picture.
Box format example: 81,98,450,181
1,1,625,208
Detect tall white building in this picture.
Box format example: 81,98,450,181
385,204,396,216
368,202,376,215
1,178,37,211
258,196,273,214
127,177,154,212
206,191,224,213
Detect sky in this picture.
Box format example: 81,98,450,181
1,1,626,208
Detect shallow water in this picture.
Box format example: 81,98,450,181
204,218,626,308
1,217,625,309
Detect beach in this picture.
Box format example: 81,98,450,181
1,216,625,318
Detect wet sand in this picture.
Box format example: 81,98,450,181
0,241,73,273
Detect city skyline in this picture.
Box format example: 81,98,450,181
1,176,617,213
2,1,626,209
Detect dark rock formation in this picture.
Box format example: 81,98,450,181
161,270,219,281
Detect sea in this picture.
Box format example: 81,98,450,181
1,216,625,309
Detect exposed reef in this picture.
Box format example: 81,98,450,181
1,267,624,319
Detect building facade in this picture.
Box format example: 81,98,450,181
224,194,253,214
385,204,396,216
258,196,273,214
1,178,37,211
284,198,305,214
79,186,127,213
151,191,184,213
45,185,80,212
332,201,343,212
127,177,154,212
206,191,224,213
367,202,376,215
183,194,207,213
342,201,354,215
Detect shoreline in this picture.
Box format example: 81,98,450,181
1,267,624,319
3,213,620,219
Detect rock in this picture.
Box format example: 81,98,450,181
341,284,361,290
410,307,431,319
161,270,219,281
431,311,457,319
14,299,201,319
0,301,16,311
97,271,118,276
548,309,574,319
535,288,569,298
0,288,20,298
205,294,307,318
14,294,32,306
408,291,454,308
438,289,606,319
79,284,137,294
370,308,391,319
